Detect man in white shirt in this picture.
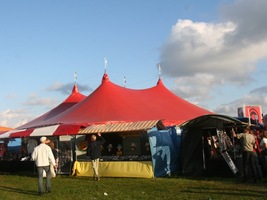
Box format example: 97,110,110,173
32,136,56,196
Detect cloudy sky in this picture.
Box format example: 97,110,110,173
1,0,267,128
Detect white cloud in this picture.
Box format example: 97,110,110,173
0,82,90,128
160,0,267,115
214,86,267,117
0,109,34,128
220,0,267,45
48,82,63,91
0,94,60,128
160,18,267,86
5,93,18,100
47,82,92,95
171,73,220,99
22,93,58,107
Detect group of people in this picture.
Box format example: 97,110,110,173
28,124,267,196
31,132,150,195
103,143,123,156
231,126,267,183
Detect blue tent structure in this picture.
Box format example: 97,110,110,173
148,127,180,177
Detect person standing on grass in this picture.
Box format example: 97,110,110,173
232,126,258,183
31,136,57,196
46,140,58,177
87,132,105,181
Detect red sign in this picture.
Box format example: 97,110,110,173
242,105,262,124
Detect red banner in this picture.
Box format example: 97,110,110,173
243,105,262,124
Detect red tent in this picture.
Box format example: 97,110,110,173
17,84,86,129
43,73,213,127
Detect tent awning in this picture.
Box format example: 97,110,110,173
0,130,17,139
78,120,166,134
0,124,81,139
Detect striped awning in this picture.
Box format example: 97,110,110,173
79,120,166,134
0,124,81,139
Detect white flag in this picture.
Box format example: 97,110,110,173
74,72,77,83
104,57,108,71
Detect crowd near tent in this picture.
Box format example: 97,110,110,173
0,72,247,178
178,114,245,177
0,126,14,159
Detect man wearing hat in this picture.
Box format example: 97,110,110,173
31,136,57,196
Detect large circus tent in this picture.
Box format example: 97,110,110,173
0,72,213,139
34,73,213,128
2,72,236,178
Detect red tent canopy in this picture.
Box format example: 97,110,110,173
43,73,213,126
17,84,86,129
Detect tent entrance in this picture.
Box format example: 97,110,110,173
201,128,238,176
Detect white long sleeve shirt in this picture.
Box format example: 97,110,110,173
31,143,56,167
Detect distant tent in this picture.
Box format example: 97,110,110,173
0,84,86,139
17,84,86,129
0,126,14,139
42,73,213,127
0,126,13,132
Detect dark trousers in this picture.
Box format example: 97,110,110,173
261,155,267,177
37,165,51,194
242,151,257,181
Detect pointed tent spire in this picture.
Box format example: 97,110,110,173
104,57,108,73
73,71,79,93
157,78,163,86
72,84,79,93
156,64,163,86
102,73,109,83
102,57,109,83
158,64,162,80
74,71,77,84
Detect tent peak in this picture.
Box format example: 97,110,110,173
72,84,79,94
102,73,110,83
157,78,163,86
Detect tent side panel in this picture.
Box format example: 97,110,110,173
180,127,204,176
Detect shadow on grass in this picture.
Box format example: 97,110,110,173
180,186,267,198
0,185,38,196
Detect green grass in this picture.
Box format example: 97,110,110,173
0,173,267,200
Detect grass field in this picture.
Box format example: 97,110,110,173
0,173,267,200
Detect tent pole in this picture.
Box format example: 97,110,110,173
201,132,206,171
